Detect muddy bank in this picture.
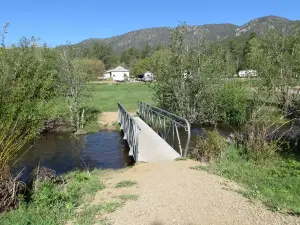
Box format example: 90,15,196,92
40,118,75,133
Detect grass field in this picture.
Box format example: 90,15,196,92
87,83,152,112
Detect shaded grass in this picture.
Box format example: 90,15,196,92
118,194,139,201
75,201,124,225
194,146,300,214
0,170,105,225
115,180,137,188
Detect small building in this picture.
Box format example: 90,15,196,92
137,71,154,82
103,66,130,81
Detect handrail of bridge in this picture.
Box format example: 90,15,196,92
118,102,141,162
137,102,191,157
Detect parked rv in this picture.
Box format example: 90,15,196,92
137,71,154,82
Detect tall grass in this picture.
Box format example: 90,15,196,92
0,170,105,225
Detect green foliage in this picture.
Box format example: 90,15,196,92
76,58,106,80
59,44,92,131
92,42,118,70
0,37,60,169
216,81,249,125
131,57,151,76
151,24,236,124
140,43,153,59
189,130,227,162
247,29,300,111
203,146,300,214
120,47,141,68
115,180,137,188
0,170,105,225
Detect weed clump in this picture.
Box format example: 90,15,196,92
189,130,227,162
115,180,137,188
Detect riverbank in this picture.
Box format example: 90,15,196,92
52,83,152,133
0,169,120,225
3,160,300,225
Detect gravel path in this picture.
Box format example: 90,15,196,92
99,160,300,225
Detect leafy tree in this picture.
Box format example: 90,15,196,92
243,32,257,69
120,47,140,68
92,42,117,69
76,58,105,80
151,23,240,124
247,29,300,111
0,37,60,170
131,58,151,76
59,45,91,132
140,43,152,59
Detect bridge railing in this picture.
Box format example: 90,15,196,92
118,102,141,162
137,102,191,157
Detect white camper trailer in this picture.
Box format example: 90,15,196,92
137,71,154,82
238,70,258,78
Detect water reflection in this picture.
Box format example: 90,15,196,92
14,132,133,182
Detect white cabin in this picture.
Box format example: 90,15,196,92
137,71,154,82
103,66,130,81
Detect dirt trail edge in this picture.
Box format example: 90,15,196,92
96,160,300,225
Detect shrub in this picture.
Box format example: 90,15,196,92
237,124,279,161
216,81,249,125
189,130,227,162
235,106,284,161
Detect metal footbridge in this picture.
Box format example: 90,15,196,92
118,102,191,163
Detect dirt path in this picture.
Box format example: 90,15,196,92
95,160,300,225
98,112,135,130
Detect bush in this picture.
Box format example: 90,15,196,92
216,81,249,125
235,106,284,161
189,130,227,162
236,124,279,161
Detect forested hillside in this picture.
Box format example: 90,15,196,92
75,16,299,52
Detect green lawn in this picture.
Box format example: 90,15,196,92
87,83,152,112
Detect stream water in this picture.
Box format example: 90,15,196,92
13,121,300,183
13,131,133,183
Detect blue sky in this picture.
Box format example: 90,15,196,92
0,0,299,47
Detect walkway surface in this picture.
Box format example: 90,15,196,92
132,116,180,162
96,160,300,225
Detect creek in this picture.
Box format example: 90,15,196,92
13,131,134,183
13,121,300,183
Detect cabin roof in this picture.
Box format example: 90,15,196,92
106,66,129,73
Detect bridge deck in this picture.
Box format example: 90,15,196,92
133,116,180,162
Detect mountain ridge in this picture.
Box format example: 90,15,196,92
74,15,299,51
